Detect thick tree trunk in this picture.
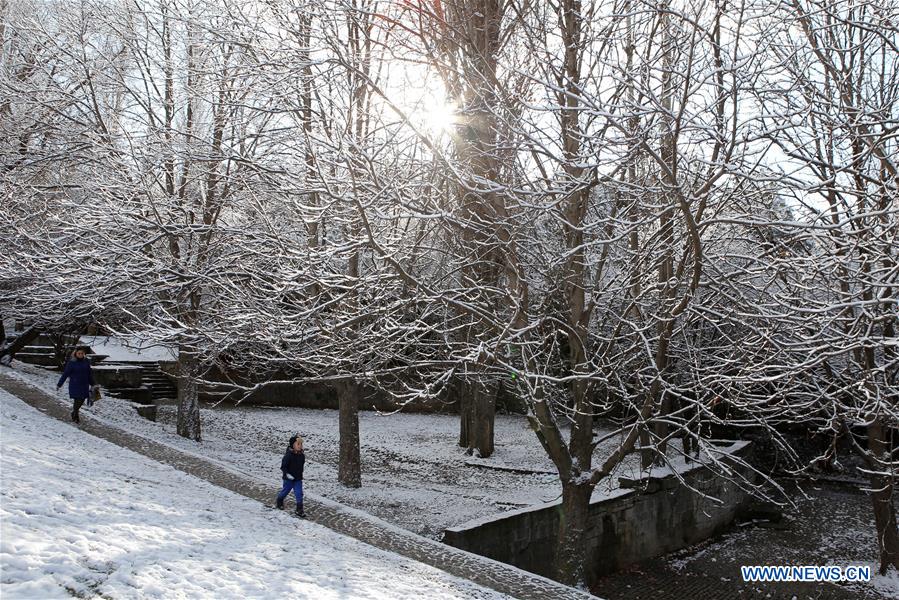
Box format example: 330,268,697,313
176,347,202,441
639,407,655,469
459,379,495,458
554,481,593,587
869,420,899,574
0,325,39,365
337,380,362,488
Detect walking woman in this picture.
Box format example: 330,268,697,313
56,347,95,423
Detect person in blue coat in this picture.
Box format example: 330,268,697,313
56,347,95,424
275,434,306,517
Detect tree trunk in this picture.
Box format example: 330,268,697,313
649,2,679,468
0,325,39,365
459,380,471,448
176,347,202,441
869,420,899,574
554,481,593,587
459,378,495,458
337,380,362,487
50,332,80,369
639,404,655,469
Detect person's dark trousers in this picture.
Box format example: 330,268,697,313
71,398,85,423
276,479,303,514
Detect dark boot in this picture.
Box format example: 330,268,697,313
72,398,84,423
296,503,305,518
72,398,85,423
275,497,284,509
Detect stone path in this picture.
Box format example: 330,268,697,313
0,372,591,600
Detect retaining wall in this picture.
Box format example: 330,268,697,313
442,442,755,585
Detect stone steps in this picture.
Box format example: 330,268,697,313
101,361,178,402
11,351,57,367
7,335,178,402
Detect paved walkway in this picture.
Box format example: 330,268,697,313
0,372,591,600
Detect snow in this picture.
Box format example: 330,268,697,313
0,387,510,599
0,360,755,542
869,569,899,598
1,361,660,540
3,362,898,599
664,482,899,599
79,336,177,363
633,441,752,480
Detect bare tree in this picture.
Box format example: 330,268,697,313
751,0,899,574
7,0,897,585
1,0,296,441
348,0,766,585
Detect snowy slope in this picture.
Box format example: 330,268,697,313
0,388,509,600
2,361,645,539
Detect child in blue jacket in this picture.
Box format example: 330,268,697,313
56,347,95,424
275,434,306,517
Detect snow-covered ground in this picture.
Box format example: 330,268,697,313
4,359,897,599
2,361,655,538
0,387,509,599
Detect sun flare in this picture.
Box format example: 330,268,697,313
421,101,457,135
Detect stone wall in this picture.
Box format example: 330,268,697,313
92,365,143,388
442,442,755,585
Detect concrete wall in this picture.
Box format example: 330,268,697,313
442,442,755,585
92,365,143,388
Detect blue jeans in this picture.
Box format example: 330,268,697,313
276,479,303,506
